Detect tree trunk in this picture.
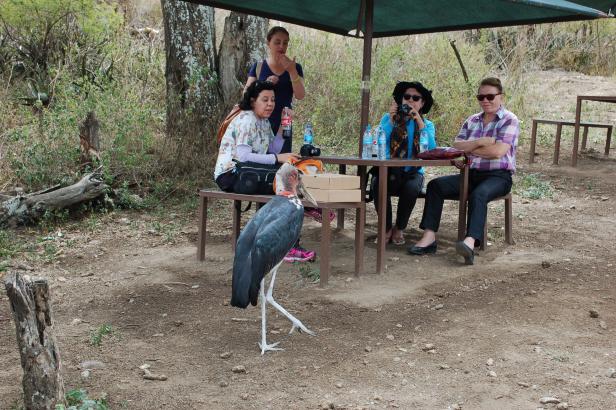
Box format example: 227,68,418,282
4,272,64,409
79,111,101,168
160,0,221,172
218,13,268,109
160,2,267,174
0,168,108,227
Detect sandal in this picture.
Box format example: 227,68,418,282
392,234,405,246
373,230,392,244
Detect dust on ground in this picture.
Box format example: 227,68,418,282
1,70,616,409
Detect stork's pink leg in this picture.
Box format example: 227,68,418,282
258,278,281,354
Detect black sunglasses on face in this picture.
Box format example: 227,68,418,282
476,93,502,101
403,94,422,102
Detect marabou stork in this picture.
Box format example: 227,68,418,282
231,162,317,354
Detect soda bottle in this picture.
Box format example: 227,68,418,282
377,126,387,159
419,129,429,153
303,122,314,145
281,107,292,139
362,125,372,159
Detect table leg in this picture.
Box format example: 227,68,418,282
457,163,469,241
376,165,387,274
605,126,612,156
355,204,365,276
337,164,346,229
232,200,241,252
529,120,537,164
319,207,331,287
572,97,582,167
358,165,367,228
197,196,207,261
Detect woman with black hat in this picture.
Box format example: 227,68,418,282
371,81,437,246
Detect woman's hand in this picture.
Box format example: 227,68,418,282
277,152,300,163
409,106,425,129
279,55,297,74
266,75,279,85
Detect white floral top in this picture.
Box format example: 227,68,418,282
214,110,275,179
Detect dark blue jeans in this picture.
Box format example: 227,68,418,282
419,169,512,244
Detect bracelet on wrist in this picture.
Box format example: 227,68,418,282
291,76,301,83
273,153,278,163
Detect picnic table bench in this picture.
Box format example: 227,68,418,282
529,118,613,165
197,189,365,287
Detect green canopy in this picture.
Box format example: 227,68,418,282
186,0,612,154
189,0,610,37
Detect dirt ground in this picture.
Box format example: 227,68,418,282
1,70,616,409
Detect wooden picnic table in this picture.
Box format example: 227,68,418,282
318,156,470,275
571,95,616,167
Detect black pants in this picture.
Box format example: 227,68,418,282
371,168,424,231
419,169,512,244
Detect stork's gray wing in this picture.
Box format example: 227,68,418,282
231,196,303,308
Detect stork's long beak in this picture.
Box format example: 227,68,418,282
297,175,318,207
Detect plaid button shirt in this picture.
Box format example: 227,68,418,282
455,106,519,172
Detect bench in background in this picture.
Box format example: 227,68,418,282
529,118,613,165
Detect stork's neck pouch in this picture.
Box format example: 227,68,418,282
232,161,281,195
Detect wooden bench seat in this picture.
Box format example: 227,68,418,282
197,189,365,287
416,190,513,251
529,118,613,164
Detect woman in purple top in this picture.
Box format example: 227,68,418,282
408,77,520,265
244,26,305,153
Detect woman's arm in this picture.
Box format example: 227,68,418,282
236,144,276,164
283,58,305,100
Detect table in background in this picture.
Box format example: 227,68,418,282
318,156,469,275
572,95,616,167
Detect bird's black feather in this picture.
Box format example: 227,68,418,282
231,195,304,308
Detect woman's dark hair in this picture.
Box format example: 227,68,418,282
479,77,503,93
392,81,434,114
267,26,289,42
239,81,275,110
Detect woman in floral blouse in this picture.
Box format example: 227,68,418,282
214,81,315,263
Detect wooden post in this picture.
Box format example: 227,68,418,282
4,272,64,409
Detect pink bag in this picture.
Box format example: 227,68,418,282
416,147,465,160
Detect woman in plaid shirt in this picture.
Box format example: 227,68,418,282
408,77,519,265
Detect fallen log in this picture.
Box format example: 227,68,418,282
4,272,64,409
0,168,108,227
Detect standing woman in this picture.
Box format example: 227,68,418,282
244,26,305,153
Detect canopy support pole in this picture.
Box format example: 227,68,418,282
358,0,374,157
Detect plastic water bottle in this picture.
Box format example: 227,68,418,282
371,130,378,158
303,122,313,145
377,127,387,159
419,129,429,153
362,125,372,159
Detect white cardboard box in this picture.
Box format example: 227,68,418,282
306,188,361,203
302,173,360,190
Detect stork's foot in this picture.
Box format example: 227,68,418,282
289,320,316,336
259,341,283,355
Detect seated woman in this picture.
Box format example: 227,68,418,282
371,81,437,245
214,81,315,263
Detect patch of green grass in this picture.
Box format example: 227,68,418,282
56,388,108,410
90,324,113,347
0,229,21,259
514,173,554,200
296,263,320,282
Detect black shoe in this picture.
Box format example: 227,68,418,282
407,241,437,255
455,241,474,265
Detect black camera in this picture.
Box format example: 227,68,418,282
397,103,412,116
300,144,321,157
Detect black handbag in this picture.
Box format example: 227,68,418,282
232,161,281,195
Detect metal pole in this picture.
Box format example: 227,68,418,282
358,0,374,158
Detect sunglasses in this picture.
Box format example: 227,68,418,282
403,94,422,102
476,93,502,101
